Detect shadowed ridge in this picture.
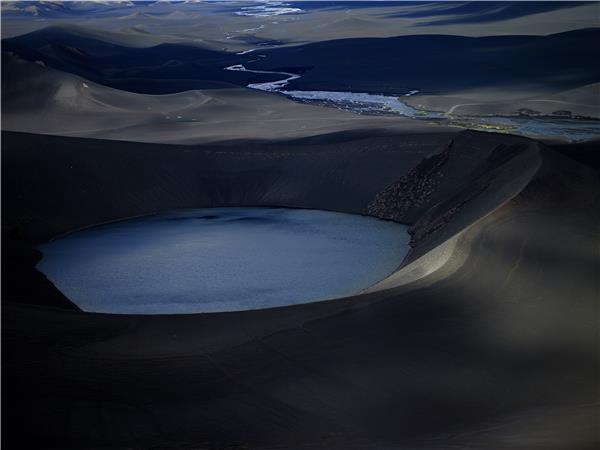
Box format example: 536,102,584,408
1,25,270,93
0,129,456,244
1,233,80,311
548,138,600,168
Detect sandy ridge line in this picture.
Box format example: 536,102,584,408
364,144,543,293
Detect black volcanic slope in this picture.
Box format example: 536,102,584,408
1,129,454,242
2,130,599,449
4,26,600,95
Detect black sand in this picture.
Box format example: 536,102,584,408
2,129,598,449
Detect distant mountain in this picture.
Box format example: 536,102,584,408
385,1,592,24
0,1,136,19
4,25,600,95
249,28,600,94
2,25,282,93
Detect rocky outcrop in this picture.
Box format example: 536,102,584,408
366,140,452,223
407,178,489,247
366,131,534,249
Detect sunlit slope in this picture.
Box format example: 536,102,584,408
1,53,445,144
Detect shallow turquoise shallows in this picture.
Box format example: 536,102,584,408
37,208,410,314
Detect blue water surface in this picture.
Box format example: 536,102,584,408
37,208,410,314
